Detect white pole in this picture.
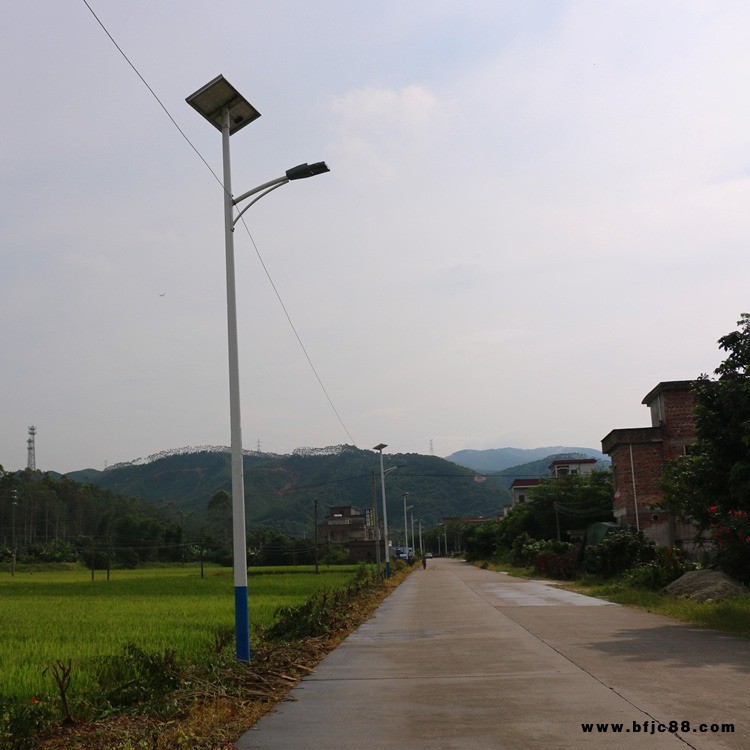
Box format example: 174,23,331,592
410,512,415,556
378,448,390,578
629,443,640,532
403,494,409,562
221,105,250,662
418,519,423,557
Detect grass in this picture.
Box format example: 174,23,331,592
471,560,750,638
562,575,750,638
30,564,412,750
0,564,361,701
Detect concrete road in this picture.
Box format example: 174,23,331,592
236,558,749,749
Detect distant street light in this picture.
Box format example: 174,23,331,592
403,492,413,562
187,74,329,662
410,510,415,558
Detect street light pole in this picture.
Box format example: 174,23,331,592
410,511,415,558
403,492,412,563
187,75,329,662
11,489,17,578
370,471,382,574
374,443,390,578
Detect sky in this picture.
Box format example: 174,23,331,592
2,1,750,473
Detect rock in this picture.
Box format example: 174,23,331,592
662,569,749,601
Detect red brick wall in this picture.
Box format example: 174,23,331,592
660,389,697,460
609,439,664,526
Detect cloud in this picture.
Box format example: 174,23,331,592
330,84,453,177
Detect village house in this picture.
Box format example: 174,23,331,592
508,478,541,510
549,457,598,477
317,505,384,563
601,380,698,549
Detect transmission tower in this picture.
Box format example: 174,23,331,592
429,439,434,455
27,425,37,470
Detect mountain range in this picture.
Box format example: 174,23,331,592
61,445,510,536
445,446,608,474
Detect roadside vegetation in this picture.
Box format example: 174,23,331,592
0,562,410,750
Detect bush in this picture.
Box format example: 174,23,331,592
95,643,182,708
0,694,55,749
622,546,694,590
534,551,578,579
510,535,573,567
266,564,381,642
585,530,657,578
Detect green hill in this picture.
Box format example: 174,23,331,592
64,445,510,536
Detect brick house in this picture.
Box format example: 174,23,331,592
317,505,371,545
601,381,697,548
317,505,385,562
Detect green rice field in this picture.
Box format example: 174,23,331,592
0,564,361,700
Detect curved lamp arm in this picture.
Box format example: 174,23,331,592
231,162,329,228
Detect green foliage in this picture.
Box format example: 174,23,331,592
95,643,182,709
525,471,615,539
265,563,381,641
463,521,505,561
462,472,614,564
0,693,56,750
621,546,694,590
585,530,657,578
660,314,750,583
509,536,573,567
0,471,184,568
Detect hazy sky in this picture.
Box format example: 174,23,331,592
2,1,749,473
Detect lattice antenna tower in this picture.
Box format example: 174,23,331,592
27,425,37,470
429,439,434,455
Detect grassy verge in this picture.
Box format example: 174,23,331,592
6,564,410,749
471,560,750,639
561,575,750,638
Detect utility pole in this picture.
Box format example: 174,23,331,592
314,498,319,574
11,489,18,577
370,472,381,574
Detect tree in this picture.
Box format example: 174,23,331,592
524,471,614,541
661,314,750,582
208,490,232,548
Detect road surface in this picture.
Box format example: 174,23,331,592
236,558,749,749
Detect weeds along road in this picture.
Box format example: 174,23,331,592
237,557,749,750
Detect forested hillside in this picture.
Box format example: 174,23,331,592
64,445,509,536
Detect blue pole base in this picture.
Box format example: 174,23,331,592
235,585,250,662
385,560,391,579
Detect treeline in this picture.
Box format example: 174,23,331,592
0,468,349,569
0,468,195,568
